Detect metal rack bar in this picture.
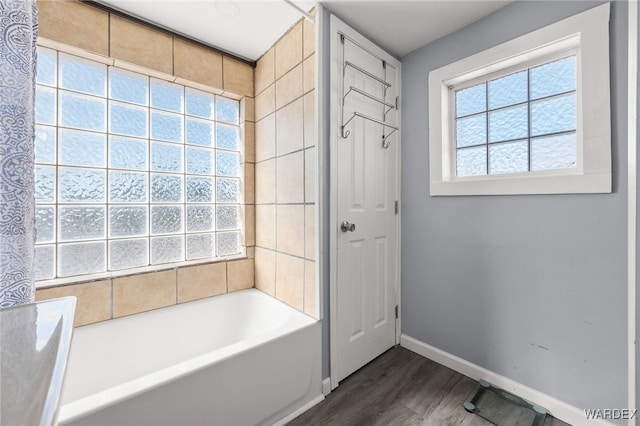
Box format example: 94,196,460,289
344,86,396,110
339,31,388,64
341,111,399,140
344,61,391,87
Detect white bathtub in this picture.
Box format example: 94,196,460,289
58,289,322,426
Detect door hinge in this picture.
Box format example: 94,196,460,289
395,200,399,214
395,305,399,319
395,96,399,110
340,34,345,44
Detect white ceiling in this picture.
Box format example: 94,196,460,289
322,0,511,57
94,0,511,61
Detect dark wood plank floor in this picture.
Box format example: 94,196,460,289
288,347,570,426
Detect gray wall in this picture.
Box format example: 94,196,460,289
401,0,628,413
637,0,640,413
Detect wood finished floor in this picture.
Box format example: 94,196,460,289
288,347,570,426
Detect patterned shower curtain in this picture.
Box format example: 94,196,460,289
0,0,38,307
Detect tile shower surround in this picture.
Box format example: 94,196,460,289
254,16,317,317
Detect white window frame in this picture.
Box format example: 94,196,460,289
428,3,611,196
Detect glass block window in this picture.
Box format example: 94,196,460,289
454,56,577,177
34,47,243,280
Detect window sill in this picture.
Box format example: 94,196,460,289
35,252,248,289
430,169,611,196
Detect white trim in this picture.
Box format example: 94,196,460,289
270,394,324,426
628,1,638,424
428,3,611,196
400,334,615,426
329,14,402,389
322,377,332,396
315,4,325,323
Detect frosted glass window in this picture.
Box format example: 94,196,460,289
35,126,56,164
216,178,240,203
217,205,239,230
456,114,486,148
151,174,183,203
456,146,487,177
216,151,240,177
109,136,147,170
109,68,148,105
455,84,485,117
530,93,576,136
187,177,214,203
34,52,243,281
215,96,239,124
453,55,576,178
186,147,214,175
36,47,57,86
109,239,148,270
59,129,106,168
217,232,240,256
36,86,56,125
58,242,106,276
488,71,527,110
35,246,55,281
59,54,106,96
36,207,55,243
187,206,214,232
531,133,577,171
186,88,214,119
109,172,147,203
488,105,528,143
151,79,183,112
216,124,240,150
59,206,106,241
151,206,183,235
187,233,215,260
35,166,56,202
187,118,215,146
489,140,529,175
59,91,106,132
530,56,576,100
151,110,183,143
109,206,148,238
59,168,106,203
110,102,148,138
151,236,184,264
151,142,183,172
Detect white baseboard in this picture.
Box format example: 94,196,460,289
271,394,324,426
401,334,615,426
322,378,332,396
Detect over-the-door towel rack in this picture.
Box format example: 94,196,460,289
340,34,399,149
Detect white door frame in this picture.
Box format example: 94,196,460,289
328,14,402,391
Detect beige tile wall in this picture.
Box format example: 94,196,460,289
35,0,256,325
36,259,254,326
254,15,317,318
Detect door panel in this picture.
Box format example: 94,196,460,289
332,18,400,383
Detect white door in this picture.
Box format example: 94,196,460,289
330,16,401,385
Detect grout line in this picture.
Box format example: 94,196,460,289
175,267,178,304
110,277,114,319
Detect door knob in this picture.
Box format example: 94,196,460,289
341,221,356,232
